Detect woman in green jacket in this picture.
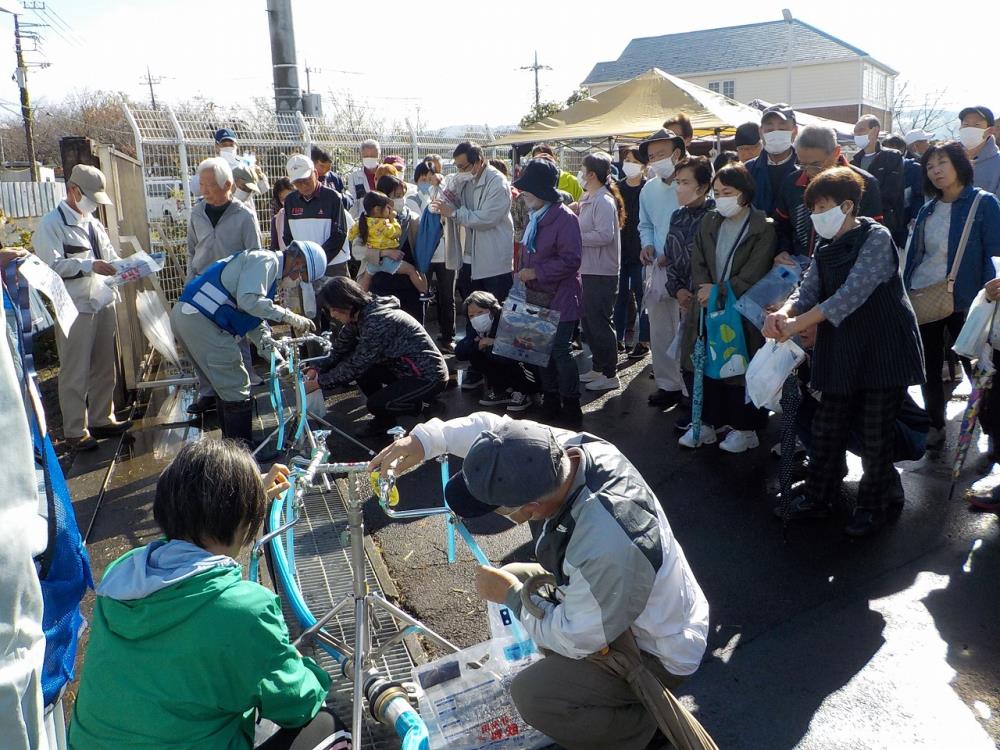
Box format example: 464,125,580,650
68,440,351,750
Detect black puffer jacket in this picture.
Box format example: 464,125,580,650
317,296,448,388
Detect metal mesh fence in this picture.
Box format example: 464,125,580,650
124,103,518,302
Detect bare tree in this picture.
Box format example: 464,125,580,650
891,80,954,137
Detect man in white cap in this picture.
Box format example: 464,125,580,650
171,240,325,444
33,164,131,451
904,128,934,159
283,154,350,279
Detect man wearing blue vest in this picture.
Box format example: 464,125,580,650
171,241,325,443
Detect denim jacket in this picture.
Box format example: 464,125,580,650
903,185,1000,312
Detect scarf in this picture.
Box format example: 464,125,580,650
521,202,552,254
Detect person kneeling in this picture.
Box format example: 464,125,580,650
68,440,351,750
458,291,538,413
306,277,448,438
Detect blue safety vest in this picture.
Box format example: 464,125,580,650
178,252,278,336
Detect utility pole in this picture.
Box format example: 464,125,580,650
519,51,552,109
140,66,165,110
304,61,321,94
13,12,37,181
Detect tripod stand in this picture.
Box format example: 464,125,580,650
253,332,374,461
285,451,460,746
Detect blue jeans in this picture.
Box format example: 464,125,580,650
541,320,579,399
614,262,649,343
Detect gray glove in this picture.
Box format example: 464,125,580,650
283,311,315,333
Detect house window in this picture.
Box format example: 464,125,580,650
863,64,888,107
708,80,735,98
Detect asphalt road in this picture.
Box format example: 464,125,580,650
65,347,999,749
341,353,1000,750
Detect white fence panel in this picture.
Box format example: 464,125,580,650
0,181,66,218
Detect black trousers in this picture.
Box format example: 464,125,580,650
427,262,457,341
683,372,768,431
805,388,904,511
468,348,538,394
457,264,514,304
255,707,351,749
918,311,969,429
356,365,445,423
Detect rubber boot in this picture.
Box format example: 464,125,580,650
219,398,254,446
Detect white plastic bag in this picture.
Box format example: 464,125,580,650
642,263,669,308
413,636,549,750
135,289,181,370
745,339,806,409
304,387,326,417
953,288,996,360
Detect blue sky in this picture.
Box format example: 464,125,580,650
0,1,989,129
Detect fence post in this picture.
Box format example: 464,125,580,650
406,118,419,179
296,110,311,155
166,106,192,217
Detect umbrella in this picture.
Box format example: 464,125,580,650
690,309,706,443
949,360,995,500
414,206,443,274
777,373,803,528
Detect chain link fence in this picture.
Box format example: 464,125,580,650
124,104,519,302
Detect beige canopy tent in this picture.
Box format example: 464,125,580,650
491,68,764,146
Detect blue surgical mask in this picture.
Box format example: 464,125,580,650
417,183,431,194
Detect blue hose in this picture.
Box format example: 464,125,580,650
269,349,286,451
294,363,308,442
395,706,430,750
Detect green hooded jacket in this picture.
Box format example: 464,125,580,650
68,546,330,749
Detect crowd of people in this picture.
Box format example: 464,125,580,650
5,100,1000,750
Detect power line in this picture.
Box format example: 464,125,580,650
519,50,552,109
140,66,166,110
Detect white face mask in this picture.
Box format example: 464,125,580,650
362,157,380,170
577,169,589,189
234,188,252,203
810,203,849,240
763,130,794,155
959,126,987,150
622,161,643,179
470,312,492,335
715,195,743,218
76,193,98,216
452,171,474,186
648,157,675,180
854,133,872,150
219,146,238,164
392,197,405,213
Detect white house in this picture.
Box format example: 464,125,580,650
582,19,898,128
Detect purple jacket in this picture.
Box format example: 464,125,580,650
520,202,582,322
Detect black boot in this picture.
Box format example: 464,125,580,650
218,398,254,446
187,395,218,415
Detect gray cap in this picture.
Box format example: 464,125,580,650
445,420,566,517
69,164,113,205
232,165,260,193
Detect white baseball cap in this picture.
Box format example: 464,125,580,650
286,154,314,182
904,129,934,146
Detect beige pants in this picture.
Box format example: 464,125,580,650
55,305,118,438
171,304,250,403
647,295,683,392
502,562,684,750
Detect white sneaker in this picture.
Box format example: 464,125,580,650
579,370,602,383
585,374,621,391
679,424,716,448
719,430,760,454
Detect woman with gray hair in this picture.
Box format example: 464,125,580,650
455,290,537,412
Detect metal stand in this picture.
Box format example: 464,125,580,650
292,461,460,745
253,332,374,460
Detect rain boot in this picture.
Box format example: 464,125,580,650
219,398,254,446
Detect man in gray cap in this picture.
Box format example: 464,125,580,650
33,164,131,450
370,412,709,750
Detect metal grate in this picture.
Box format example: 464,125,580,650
279,482,415,750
